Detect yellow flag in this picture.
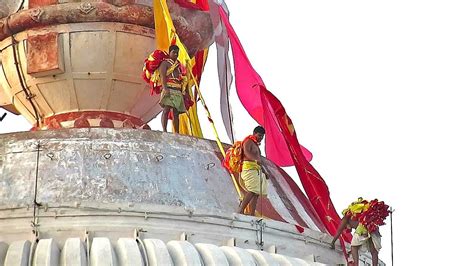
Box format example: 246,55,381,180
153,0,173,51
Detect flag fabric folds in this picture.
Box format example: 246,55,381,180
208,0,235,142
153,0,175,51
261,88,351,242
218,7,313,167
218,6,351,242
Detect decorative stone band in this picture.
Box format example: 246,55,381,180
34,111,149,130
0,2,155,42
0,1,214,55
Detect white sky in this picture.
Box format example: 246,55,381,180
1,0,474,264
196,1,474,264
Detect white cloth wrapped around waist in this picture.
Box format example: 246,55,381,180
351,231,382,252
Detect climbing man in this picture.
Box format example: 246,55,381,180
330,198,389,266
158,45,188,133
237,126,268,216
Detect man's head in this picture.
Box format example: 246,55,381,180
253,126,265,143
169,45,179,61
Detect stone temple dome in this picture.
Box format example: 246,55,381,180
0,0,213,130
0,0,383,265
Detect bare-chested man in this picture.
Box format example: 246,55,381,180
237,126,268,216
158,45,187,133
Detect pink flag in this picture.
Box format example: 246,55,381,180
219,7,313,167
219,7,351,244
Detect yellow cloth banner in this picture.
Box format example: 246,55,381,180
153,0,202,137
153,0,174,51
178,82,203,137
178,48,208,137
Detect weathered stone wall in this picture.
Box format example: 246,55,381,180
0,128,358,264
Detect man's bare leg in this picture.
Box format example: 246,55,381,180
238,192,255,214
351,245,360,266
172,108,179,132
249,195,259,216
368,238,379,265
161,107,170,132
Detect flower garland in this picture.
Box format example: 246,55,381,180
343,198,390,233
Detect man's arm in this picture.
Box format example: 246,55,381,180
158,61,170,95
330,215,349,249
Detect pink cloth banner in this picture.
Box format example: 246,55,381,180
219,7,313,167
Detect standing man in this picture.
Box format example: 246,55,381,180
158,45,187,133
330,198,384,266
237,126,268,216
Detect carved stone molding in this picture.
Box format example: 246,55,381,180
79,2,95,15
0,2,213,55
29,8,44,22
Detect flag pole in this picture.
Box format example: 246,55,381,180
390,207,394,266
186,62,242,199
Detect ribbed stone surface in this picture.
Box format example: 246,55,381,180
0,238,332,266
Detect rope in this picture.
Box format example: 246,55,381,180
258,168,264,250
186,63,242,199
7,17,40,128
259,169,263,218
32,141,41,237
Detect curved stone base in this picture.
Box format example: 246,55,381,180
0,129,380,265
0,205,345,265
0,238,317,266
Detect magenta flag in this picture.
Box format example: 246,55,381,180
219,7,313,167
218,7,350,244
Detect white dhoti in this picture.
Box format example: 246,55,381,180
351,232,382,253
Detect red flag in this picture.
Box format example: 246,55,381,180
195,0,209,11
261,87,351,242
192,50,207,86
219,7,313,167
219,6,351,242
174,0,209,11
